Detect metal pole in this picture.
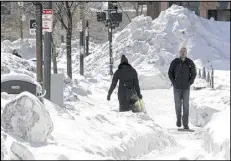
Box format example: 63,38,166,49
44,1,52,100
108,2,113,75
80,2,84,75
82,10,86,57
18,2,24,41
85,20,89,56
202,66,206,79
211,68,214,89
35,2,43,99
20,14,23,40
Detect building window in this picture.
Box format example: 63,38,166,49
208,10,218,20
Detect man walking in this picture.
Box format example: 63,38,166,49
168,47,196,129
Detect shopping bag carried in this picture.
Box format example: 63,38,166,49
132,99,147,114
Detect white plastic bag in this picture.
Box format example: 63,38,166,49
132,99,147,113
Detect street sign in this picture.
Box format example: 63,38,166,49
29,19,46,35
29,19,36,35
42,9,53,32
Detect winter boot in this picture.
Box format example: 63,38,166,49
183,125,189,129
176,118,181,127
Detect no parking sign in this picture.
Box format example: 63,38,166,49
42,9,53,32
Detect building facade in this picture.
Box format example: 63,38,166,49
149,1,230,21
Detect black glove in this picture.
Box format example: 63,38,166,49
107,94,111,101
138,94,142,99
172,82,175,87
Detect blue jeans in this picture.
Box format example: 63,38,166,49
173,87,190,126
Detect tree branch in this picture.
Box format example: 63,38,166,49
71,2,80,15
118,2,131,22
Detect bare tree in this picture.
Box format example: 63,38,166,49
118,2,131,22
130,2,139,17
53,2,79,79
140,4,144,15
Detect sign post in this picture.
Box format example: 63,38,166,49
43,4,52,100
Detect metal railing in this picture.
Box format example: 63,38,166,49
197,66,214,89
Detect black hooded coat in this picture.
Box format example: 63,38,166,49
108,59,142,112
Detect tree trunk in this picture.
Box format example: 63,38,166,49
147,2,161,20
66,18,72,79
135,3,139,16
51,37,58,74
118,2,131,22
140,5,143,15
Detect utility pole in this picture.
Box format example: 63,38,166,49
44,1,52,100
35,2,43,99
96,2,122,76
18,2,24,40
20,13,23,40
80,2,85,75
108,2,113,75
85,20,89,56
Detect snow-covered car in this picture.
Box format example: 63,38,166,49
1,73,45,97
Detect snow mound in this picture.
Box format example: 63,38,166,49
82,5,230,89
1,52,36,77
204,108,230,160
10,142,35,160
37,99,177,159
57,154,69,160
1,39,36,60
1,130,7,160
1,92,53,144
190,89,229,127
189,70,230,127
192,78,208,88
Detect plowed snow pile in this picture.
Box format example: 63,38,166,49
84,5,230,89
1,4,230,160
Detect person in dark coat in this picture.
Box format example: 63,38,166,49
107,55,142,112
168,47,196,129
12,49,22,58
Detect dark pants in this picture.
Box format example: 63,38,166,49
173,87,190,126
119,99,131,112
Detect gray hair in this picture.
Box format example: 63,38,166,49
180,47,187,51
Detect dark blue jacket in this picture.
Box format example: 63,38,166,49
168,58,197,89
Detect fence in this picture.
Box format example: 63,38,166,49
197,66,214,89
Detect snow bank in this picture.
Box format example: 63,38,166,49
191,78,208,88
204,108,230,160
1,39,36,60
22,97,177,159
1,52,36,78
190,88,229,127
189,70,230,127
82,5,230,89
1,129,7,160
10,142,35,160
1,92,53,144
